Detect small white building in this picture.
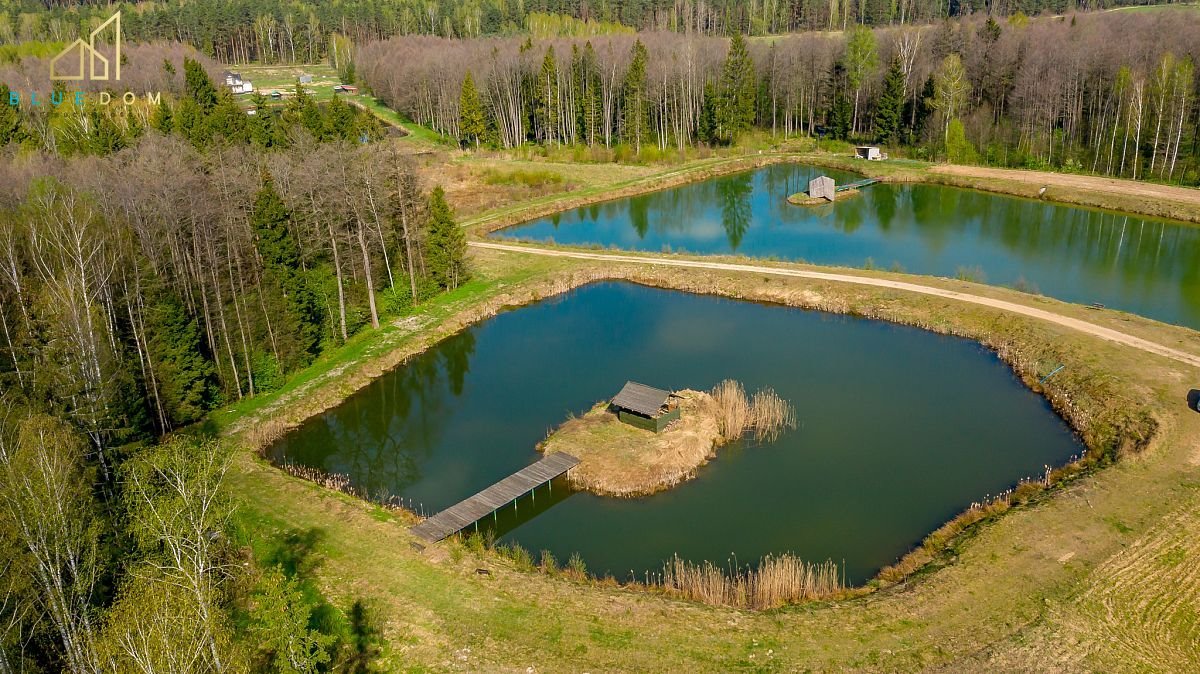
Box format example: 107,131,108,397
854,146,886,161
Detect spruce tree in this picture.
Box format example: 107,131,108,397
874,57,905,144
183,57,218,112
698,82,718,144
458,71,487,148
251,175,322,367
0,84,21,146
622,40,649,153
145,291,217,427
425,187,468,291
150,99,174,134
536,46,560,144
717,33,757,143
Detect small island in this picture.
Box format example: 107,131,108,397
540,380,796,497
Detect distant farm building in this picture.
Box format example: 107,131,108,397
340,85,358,93
269,90,283,99
854,146,886,161
299,74,313,84
611,381,680,433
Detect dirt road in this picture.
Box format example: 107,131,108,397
471,241,1200,369
930,164,1200,208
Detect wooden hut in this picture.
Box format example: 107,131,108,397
808,176,837,202
611,381,680,433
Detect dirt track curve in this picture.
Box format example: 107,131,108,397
471,241,1200,370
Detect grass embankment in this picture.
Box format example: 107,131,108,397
222,244,1200,670
540,382,794,498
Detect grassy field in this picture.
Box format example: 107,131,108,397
220,240,1200,671
229,63,450,146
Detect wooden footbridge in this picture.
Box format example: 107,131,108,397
803,175,881,203
838,177,880,192
410,452,581,542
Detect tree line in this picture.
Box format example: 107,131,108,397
358,10,1200,183
0,0,1184,64
0,125,466,669
0,45,383,156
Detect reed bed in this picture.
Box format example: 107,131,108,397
279,462,425,518
659,554,842,609
710,379,797,442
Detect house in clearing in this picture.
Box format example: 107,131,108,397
610,381,680,433
222,71,253,94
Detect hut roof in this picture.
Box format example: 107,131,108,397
612,381,671,417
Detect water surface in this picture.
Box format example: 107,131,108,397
271,283,1083,582
496,164,1200,328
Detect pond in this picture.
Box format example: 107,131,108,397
494,164,1200,329
270,283,1084,583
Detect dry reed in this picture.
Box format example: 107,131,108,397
710,380,797,442
658,554,842,609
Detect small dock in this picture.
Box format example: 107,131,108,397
837,177,880,192
410,453,581,542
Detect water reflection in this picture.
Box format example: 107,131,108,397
498,164,1200,327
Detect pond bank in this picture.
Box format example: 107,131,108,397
464,152,1200,239
241,245,1164,600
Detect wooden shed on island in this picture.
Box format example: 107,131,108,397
611,381,680,433
808,175,837,202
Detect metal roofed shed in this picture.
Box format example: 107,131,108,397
611,381,680,432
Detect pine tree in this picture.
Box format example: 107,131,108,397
874,57,905,144
716,33,756,143
622,40,649,153
424,187,468,291
458,71,487,148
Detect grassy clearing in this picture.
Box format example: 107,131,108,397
230,63,450,147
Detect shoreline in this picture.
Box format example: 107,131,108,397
463,152,1200,238
232,251,1166,599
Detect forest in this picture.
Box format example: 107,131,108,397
0,0,1186,63
0,57,467,672
358,10,1200,182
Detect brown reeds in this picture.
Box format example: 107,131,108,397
658,554,842,609
710,380,797,442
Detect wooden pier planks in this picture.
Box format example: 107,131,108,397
410,452,580,542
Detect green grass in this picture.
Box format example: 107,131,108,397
230,63,451,147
